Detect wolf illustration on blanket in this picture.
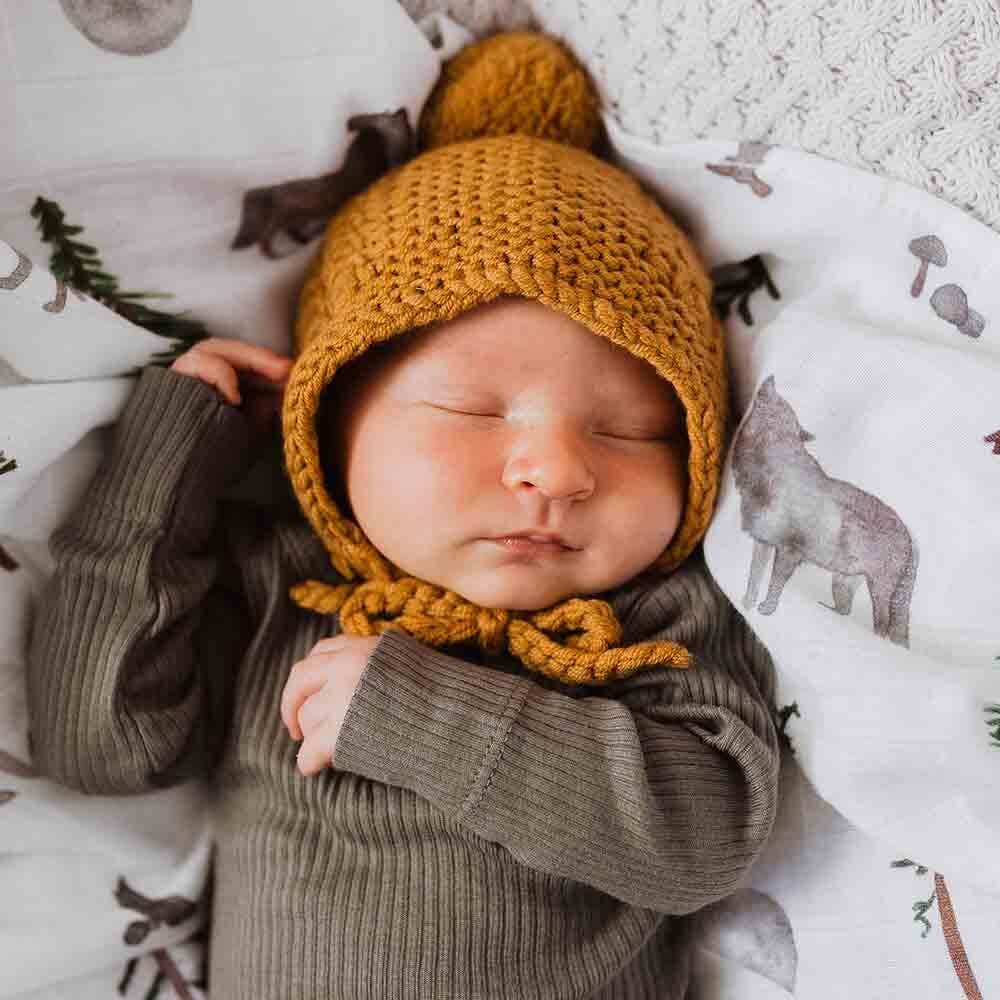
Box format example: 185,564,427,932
732,376,918,648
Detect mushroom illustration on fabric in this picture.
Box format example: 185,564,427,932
705,141,774,198
985,430,1000,455
908,235,947,297
930,283,985,338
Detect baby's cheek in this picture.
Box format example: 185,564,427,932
613,452,686,541
420,427,498,515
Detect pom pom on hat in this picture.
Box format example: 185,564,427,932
419,30,602,151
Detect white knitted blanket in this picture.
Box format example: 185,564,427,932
401,0,1000,235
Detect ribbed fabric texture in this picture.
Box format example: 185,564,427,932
27,365,779,999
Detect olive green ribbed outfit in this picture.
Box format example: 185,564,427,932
27,365,779,999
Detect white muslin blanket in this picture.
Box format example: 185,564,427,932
608,125,999,997
0,1,443,995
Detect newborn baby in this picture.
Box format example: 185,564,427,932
28,30,779,1000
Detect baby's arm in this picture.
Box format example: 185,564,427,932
332,557,779,915
26,360,265,795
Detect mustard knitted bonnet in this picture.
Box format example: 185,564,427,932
281,31,728,686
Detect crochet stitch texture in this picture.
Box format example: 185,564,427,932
282,32,725,683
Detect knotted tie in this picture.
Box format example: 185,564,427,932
289,576,690,685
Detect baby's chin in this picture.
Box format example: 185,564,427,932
447,567,606,612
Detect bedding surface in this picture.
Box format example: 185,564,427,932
3,2,998,998
1,1,442,995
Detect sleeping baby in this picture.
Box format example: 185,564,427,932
27,31,779,999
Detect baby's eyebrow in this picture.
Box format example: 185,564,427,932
420,382,495,399
594,383,683,422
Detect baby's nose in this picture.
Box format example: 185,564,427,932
501,427,596,503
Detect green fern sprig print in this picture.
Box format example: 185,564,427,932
891,859,935,936
30,196,208,366
987,704,1000,748
774,701,800,753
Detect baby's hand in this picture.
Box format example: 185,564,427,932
169,337,293,439
280,634,380,776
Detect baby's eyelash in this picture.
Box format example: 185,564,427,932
597,434,671,445
431,404,503,419
428,404,678,441
593,427,674,442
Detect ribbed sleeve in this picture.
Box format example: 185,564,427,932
26,365,256,794
334,554,779,917
333,629,532,815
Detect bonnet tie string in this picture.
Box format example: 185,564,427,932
288,577,690,686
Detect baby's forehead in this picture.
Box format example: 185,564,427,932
397,298,634,370
394,298,681,405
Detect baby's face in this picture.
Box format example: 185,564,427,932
332,297,687,611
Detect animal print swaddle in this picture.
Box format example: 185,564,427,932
607,123,1000,897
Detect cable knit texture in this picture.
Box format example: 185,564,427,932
401,0,1000,235
284,32,727,684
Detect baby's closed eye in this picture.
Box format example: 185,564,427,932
422,397,506,423
593,427,676,442
432,404,503,418
427,404,677,444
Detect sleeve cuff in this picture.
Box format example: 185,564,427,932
333,628,531,817
74,364,254,542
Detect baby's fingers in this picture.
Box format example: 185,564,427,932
296,730,333,777
280,660,329,740
171,350,242,405
195,337,292,382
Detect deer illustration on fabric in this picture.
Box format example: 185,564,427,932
115,877,199,945
231,109,415,258
731,376,918,648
